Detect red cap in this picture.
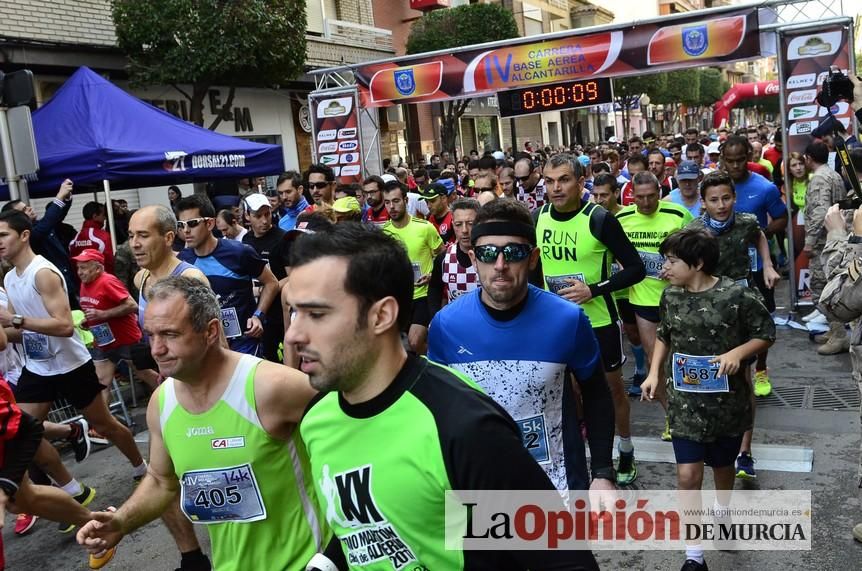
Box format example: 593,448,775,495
71,249,104,264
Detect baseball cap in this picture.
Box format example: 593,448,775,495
418,182,448,200
492,150,505,162
332,196,361,214
72,249,104,264
664,157,676,168
608,136,618,143
243,193,271,213
706,141,721,155
436,178,456,196
676,160,701,180
577,155,591,168
381,173,406,191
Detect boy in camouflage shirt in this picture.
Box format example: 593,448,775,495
685,171,781,480
641,227,775,571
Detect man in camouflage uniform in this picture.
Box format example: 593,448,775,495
820,203,862,543
804,140,849,354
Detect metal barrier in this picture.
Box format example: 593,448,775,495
47,377,134,430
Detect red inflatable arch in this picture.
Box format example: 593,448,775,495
712,80,779,128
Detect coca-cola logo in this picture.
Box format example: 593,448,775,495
764,83,780,95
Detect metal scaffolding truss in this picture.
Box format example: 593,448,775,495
769,0,850,25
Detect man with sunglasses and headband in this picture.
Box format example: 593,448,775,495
428,200,616,494
176,194,279,357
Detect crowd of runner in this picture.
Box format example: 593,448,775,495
0,97,861,570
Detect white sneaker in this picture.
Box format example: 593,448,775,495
809,313,829,325
802,309,823,322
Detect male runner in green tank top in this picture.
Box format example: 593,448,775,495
535,154,646,486
77,276,328,570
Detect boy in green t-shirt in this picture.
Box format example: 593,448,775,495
641,227,775,571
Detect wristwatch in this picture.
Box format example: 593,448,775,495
591,467,616,482
252,309,267,323
11,314,24,329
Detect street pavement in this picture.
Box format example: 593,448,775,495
5,297,862,569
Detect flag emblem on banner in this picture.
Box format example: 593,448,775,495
682,25,708,57
394,70,416,96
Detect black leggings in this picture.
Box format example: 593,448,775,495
0,412,44,498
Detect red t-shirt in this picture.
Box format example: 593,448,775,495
0,377,22,469
363,205,390,226
763,146,781,169
79,272,142,349
429,211,455,244
621,181,634,206
69,220,114,274
748,161,772,181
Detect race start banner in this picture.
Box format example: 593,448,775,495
308,89,363,183
779,23,855,155
356,6,765,108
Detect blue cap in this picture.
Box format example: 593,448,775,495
676,160,701,180
437,177,456,195
577,155,591,168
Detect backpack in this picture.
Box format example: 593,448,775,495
820,256,862,323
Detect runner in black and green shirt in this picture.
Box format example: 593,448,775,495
640,227,775,571
285,223,598,571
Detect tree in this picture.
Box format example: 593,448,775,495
406,3,518,156
613,74,667,138
111,0,306,129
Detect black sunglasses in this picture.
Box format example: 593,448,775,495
177,217,211,230
515,175,532,182
473,243,534,264
309,181,331,190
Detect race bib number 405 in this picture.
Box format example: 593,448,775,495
638,251,665,279
180,463,266,524
671,353,729,393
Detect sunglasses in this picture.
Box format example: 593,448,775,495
177,217,211,230
309,181,331,190
473,243,534,264
515,175,532,182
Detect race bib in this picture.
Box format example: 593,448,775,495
639,251,665,279
671,353,729,393
610,262,622,276
90,322,115,347
220,307,242,339
411,262,422,283
22,332,52,361
180,463,266,524
517,414,550,464
545,273,586,295
748,246,758,272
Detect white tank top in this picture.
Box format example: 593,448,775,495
4,255,91,375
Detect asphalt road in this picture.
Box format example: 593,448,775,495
5,303,862,570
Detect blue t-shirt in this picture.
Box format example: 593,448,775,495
667,189,703,218
733,172,786,229
427,285,600,491
178,239,266,340
733,172,786,271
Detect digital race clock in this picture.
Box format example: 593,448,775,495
497,78,614,118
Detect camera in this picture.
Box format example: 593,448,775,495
817,69,855,108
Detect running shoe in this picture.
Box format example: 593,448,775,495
68,418,92,463
616,450,638,485
735,452,757,480
88,507,117,569
58,485,96,533
627,372,645,397
661,417,672,441
801,308,823,322
753,370,772,397
681,559,708,571
14,513,38,535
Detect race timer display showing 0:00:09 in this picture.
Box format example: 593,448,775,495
498,77,613,118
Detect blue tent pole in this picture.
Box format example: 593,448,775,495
103,179,118,248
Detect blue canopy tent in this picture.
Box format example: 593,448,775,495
0,66,284,243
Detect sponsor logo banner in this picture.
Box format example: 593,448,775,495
309,90,363,184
